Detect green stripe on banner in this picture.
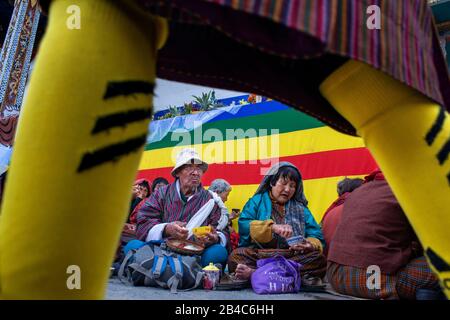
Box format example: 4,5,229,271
145,108,325,150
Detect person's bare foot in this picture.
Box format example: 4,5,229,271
234,264,255,280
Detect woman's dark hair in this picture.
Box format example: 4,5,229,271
151,177,169,192
337,178,364,196
269,166,301,189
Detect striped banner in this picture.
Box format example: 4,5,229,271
137,99,378,224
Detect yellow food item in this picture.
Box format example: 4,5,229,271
193,226,213,237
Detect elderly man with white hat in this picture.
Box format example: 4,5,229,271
134,148,229,268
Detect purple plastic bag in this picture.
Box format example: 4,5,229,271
251,255,302,294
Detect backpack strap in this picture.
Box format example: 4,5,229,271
152,255,168,279
128,262,155,279
170,256,205,293
166,255,183,294
118,249,136,285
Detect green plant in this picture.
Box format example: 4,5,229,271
192,91,213,111
183,102,193,115
168,105,181,117
192,90,224,111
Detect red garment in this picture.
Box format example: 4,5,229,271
230,230,240,251
328,178,418,274
364,169,385,182
321,192,350,223
322,204,345,257
129,198,146,225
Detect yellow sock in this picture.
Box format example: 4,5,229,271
320,60,450,298
0,0,167,299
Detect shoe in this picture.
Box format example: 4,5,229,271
216,273,250,291
110,262,121,278
300,275,327,292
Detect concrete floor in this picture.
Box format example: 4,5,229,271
106,277,359,300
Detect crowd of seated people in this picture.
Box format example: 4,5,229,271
114,147,445,300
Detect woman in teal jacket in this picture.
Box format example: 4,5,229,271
227,162,326,281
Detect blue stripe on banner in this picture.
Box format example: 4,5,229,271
210,100,289,122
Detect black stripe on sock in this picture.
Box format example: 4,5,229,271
78,134,147,172
426,248,450,272
426,107,445,146
92,108,152,134
437,137,450,165
103,81,155,100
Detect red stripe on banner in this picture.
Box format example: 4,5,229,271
136,148,378,185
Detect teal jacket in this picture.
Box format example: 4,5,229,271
238,192,325,248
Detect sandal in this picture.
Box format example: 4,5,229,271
215,273,251,291
300,275,327,293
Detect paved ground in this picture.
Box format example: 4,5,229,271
106,278,359,300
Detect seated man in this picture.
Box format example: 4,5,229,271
133,148,229,268
227,162,327,281
327,170,444,300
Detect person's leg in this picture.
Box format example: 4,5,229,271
227,247,259,273
227,247,265,280
201,244,228,268
320,60,450,298
396,256,443,300
290,251,327,278
326,262,398,299
0,0,167,299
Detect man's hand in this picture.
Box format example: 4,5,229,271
290,240,315,253
164,221,188,239
271,224,293,239
196,231,219,248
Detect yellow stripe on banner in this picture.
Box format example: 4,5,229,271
207,174,366,232
139,127,365,170
303,175,366,222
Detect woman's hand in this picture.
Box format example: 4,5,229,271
271,224,293,238
290,240,315,253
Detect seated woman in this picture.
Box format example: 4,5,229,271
151,177,169,193
209,179,240,251
228,162,326,281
